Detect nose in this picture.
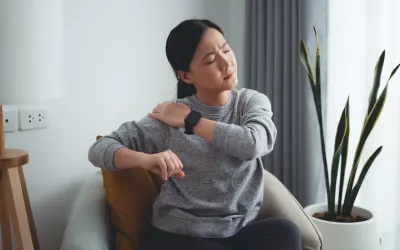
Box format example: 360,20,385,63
219,53,231,72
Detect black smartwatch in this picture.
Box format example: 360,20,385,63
184,109,202,135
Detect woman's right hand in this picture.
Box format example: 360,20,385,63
140,150,184,180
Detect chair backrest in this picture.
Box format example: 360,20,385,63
96,135,166,250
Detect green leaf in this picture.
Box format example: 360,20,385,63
300,41,316,89
330,100,348,214
343,146,383,216
338,98,350,214
314,27,322,114
367,51,385,115
343,83,389,211
300,30,331,213
310,28,332,212
387,63,400,83
342,58,400,212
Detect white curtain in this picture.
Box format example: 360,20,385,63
327,0,400,248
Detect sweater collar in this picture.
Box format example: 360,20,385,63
187,89,235,116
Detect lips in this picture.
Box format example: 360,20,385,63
224,74,233,80
224,70,235,80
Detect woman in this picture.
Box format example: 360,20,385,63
89,19,301,250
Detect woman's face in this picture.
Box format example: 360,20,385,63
179,28,238,95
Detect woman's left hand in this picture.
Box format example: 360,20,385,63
148,101,191,128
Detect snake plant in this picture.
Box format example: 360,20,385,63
299,27,400,219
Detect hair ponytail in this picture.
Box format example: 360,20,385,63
177,79,196,99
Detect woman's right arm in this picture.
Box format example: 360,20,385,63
112,147,147,170
88,116,183,179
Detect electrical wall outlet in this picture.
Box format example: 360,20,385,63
2,108,19,132
19,108,48,131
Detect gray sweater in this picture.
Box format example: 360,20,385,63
88,88,277,238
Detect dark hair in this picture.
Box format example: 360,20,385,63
165,19,224,99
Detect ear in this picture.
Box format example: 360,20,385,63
177,70,192,84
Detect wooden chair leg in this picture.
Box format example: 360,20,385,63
0,170,12,250
18,167,40,250
4,167,34,250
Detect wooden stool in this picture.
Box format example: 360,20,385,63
0,107,40,250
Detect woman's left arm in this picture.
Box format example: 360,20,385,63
149,93,277,160
195,93,277,160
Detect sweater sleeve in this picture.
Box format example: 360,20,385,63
212,92,277,160
88,116,170,170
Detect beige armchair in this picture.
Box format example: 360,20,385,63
61,169,322,250
258,170,323,250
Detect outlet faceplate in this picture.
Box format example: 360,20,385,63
2,108,18,132
19,108,48,131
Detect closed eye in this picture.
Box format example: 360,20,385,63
222,43,231,53
205,43,230,64
207,51,229,64
207,59,215,64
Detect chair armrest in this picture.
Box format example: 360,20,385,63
61,172,111,250
258,170,323,250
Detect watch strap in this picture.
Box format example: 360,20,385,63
184,109,202,135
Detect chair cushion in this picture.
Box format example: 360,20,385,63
101,168,163,250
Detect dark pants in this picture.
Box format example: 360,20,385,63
140,218,302,250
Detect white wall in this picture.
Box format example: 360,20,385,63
3,1,210,249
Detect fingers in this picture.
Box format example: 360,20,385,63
153,101,171,112
177,103,189,109
151,150,184,180
172,171,185,178
172,154,183,172
152,101,178,112
152,104,161,113
148,112,160,119
159,150,184,180
164,156,177,177
158,158,168,181
169,155,181,173
149,103,163,119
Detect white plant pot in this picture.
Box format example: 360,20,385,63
304,203,379,250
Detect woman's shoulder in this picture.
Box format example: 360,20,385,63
235,87,258,97
234,88,271,106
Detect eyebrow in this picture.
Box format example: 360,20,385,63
202,41,229,60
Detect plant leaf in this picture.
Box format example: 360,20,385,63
344,146,383,216
310,28,332,212
300,29,332,214
330,100,348,214
367,51,385,115
387,63,400,83
342,58,400,211
343,83,389,211
300,41,316,89
314,27,322,114
338,98,350,214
